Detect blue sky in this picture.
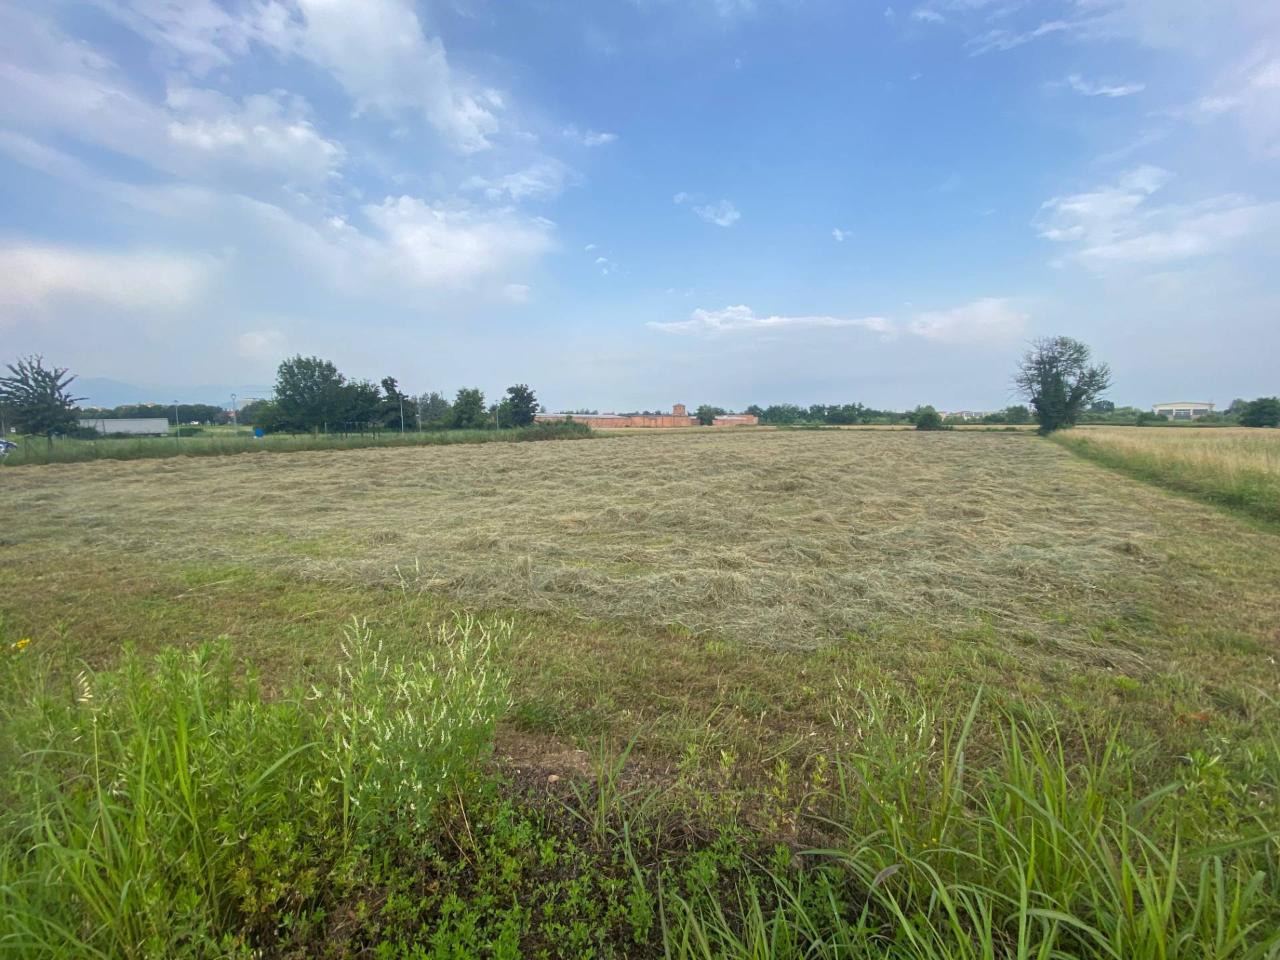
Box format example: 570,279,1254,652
1,0,1277,411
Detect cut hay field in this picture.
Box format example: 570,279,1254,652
3,428,1279,958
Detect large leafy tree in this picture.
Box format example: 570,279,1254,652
504,384,538,427
0,355,84,437
451,388,487,429
1238,397,1280,428
274,356,346,432
1014,337,1112,434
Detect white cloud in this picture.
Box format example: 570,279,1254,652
907,297,1027,343
362,196,555,288
832,227,850,242
93,0,503,153
563,125,618,146
968,19,1072,55
285,0,502,153
164,86,345,185
673,192,740,225
0,13,344,196
650,305,892,337
237,329,286,358
0,243,212,317
911,8,944,23
463,158,573,202
1065,73,1145,97
1035,167,1279,270
693,199,741,227
1191,55,1280,157
652,298,1025,344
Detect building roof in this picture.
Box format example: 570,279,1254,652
1152,401,1214,407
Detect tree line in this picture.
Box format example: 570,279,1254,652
3,347,1278,439
248,356,541,434
78,403,231,425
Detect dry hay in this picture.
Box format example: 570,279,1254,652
0,430,1239,652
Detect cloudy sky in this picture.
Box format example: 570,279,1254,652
1,0,1277,411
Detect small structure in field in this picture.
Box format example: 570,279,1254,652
535,404,758,429
79,417,170,436
1151,402,1214,420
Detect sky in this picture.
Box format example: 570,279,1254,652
1,0,1278,412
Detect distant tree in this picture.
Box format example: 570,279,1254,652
274,356,346,432
1226,398,1249,418
504,384,538,427
1014,336,1112,435
339,380,383,432
744,404,764,419
1239,397,1280,428
826,402,866,425
417,391,452,429
913,406,947,431
0,355,84,437
1003,404,1031,424
761,403,804,425
249,400,289,433
451,387,487,429
238,398,272,425
379,377,417,430
695,404,725,426
1089,400,1115,414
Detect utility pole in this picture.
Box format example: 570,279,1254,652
399,396,405,436
174,401,180,451
231,393,238,434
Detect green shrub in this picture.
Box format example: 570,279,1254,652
1239,397,1280,428
913,406,949,431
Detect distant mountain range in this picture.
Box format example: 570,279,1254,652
74,377,274,409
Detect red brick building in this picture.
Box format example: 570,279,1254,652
535,404,759,429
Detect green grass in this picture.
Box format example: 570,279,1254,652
0,421,592,466
3,612,1276,958
1055,427,1280,525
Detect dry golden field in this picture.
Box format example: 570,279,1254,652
4,426,1279,730
0,428,1220,650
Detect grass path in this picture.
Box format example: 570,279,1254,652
1057,426,1280,524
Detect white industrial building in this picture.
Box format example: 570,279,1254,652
1151,402,1215,420
78,417,170,436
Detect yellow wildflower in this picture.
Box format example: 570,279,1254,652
11,638,30,651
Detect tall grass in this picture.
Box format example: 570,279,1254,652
660,690,1280,959
0,421,591,467
0,616,510,957
1055,427,1280,523
3,633,1277,957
